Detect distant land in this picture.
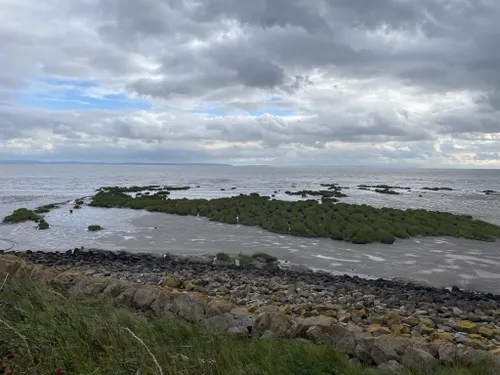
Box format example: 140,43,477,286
0,160,232,166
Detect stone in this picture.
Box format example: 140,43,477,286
367,324,392,336
464,338,487,350
163,275,182,288
488,348,500,356
101,281,128,299
278,305,292,315
132,286,158,310
306,326,333,345
338,313,351,323
69,278,108,296
354,344,373,364
335,336,356,356
478,326,496,339
402,347,439,373
253,312,292,337
206,299,234,318
115,286,138,305
453,332,469,343
30,266,58,283
370,339,399,365
377,360,405,374
151,291,173,316
391,324,410,335
456,320,478,334
387,311,402,327
171,294,205,322
384,336,412,356
405,316,420,327
459,348,492,365
437,342,458,363
291,315,337,337
430,332,453,342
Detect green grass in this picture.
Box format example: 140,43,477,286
88,188,500,244
0,281,497,375
216,252,232,262
38,220,49,230
3,208,42,223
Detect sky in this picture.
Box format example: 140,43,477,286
1,0,500,167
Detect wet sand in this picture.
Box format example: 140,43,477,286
1,202,499,294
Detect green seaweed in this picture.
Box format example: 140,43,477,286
88,188,500,244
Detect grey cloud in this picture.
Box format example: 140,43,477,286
1,0,500,165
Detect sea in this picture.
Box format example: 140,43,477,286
1,164,499,292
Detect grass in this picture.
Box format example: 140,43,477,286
215,252,232,262
3,208,41,223
88,225,102,231
38,220,49,230
1,281,498,375
88,188,500,244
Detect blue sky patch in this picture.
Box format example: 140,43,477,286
17,78,152,111
248,108,295,116
267,96,284,102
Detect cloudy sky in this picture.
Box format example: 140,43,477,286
1,0,500,166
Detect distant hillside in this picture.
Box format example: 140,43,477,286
0,160,232,166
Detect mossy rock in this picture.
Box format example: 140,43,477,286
216,252,232,262
38,220,49,230
88,225,102,232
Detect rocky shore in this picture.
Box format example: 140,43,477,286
2,249,500,373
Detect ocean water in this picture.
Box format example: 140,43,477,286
1,164,499,292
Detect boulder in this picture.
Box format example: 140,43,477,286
101,281,129,299
335,336,356,356
384,336,412,356
163,275,182,288
30,266,58,283
206,299,234,318
430,332,453,342
402,347,438,373
377,359,405,374
151,291,173,316
171,294,205,322
306,326,333,346
371,339,399,365
132,286,159,310
459,348,492,365
115,286,138,305
354,344,373,364
437,342,458,364
367,324,391,336
69,278,108,296
455,320,478,334
289,315,336,338
478,326,496,339
253,312,292,337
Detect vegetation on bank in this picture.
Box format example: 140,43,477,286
88,187,500,244
38,219,49,230
1,281,496,375
358,184,411,190
374,188,400,195
3,208,42,223
423,187,454,191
